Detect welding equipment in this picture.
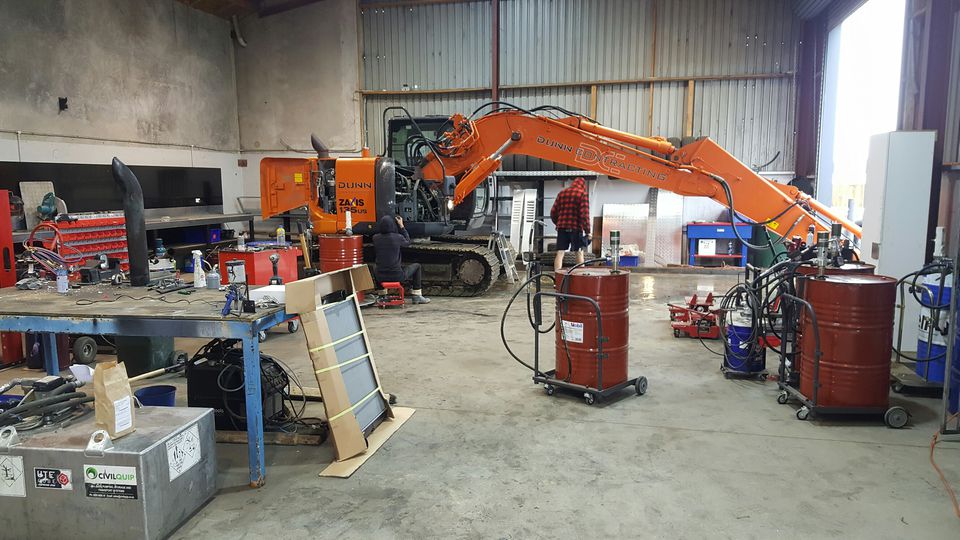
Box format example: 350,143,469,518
185,339,325,434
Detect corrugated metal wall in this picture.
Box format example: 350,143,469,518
500,0,653,85
359,0,800,173
694,78,796,170
655,0,798,77
361,1,491,91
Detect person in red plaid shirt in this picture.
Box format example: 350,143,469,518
549,177,591,271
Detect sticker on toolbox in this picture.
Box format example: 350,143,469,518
114,396,133,433
167,423,202,482
84,464,138,500
0,455,26,497
34,467,73,490
561,320,584,343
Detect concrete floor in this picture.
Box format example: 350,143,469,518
5,273,959,537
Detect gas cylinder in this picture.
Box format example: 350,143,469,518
554,267,629,390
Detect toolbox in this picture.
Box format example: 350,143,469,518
0,407,216,540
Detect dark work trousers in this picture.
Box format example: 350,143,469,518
402,263,422,290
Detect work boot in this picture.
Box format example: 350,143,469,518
410,289,431,304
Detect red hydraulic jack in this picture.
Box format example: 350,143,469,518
668,293,722,339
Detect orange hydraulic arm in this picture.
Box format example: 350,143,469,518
418,110,860,239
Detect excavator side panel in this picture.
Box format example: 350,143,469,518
259,157,318,219
333,157,379,232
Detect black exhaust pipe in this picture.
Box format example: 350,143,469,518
310,133,330,158
111,158,149,287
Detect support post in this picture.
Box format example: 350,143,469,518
491,0,500,102
41,333,58,376
242,334,266,487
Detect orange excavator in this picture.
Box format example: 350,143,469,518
260,103,860,296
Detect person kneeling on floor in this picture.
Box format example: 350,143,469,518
373,214,430,304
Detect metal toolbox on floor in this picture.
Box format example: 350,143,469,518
0,407,216,540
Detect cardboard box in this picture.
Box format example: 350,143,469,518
285,265,374,315
285,265,390,461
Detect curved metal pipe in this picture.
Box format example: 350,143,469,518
111,158,150,286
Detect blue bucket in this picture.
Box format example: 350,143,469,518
724,324,765,374
134,385,177,407
0,395,21,410
916,281,953,382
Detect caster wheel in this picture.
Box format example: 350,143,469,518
635,376,648,396
796,407,810,421
673,329,681,338
258,330,267,343
388,393,398,405
288,319,300,333
169,350,189,365
884,406,909,429
891,381,905,394
756,373,767,381
776,391,789,405
71,336,98,365
584,393,596,405
544,384,555,396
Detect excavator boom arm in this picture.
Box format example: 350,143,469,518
418,110,860,240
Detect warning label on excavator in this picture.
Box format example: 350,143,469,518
294,172,304,184
561,320,583,343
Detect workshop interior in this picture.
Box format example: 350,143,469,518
0,0,959,538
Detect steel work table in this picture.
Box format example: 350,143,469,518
0,285,287,487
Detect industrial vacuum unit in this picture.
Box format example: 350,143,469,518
0,407,216,540
503,231,647,405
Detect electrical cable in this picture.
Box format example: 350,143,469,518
930,412,960,519
188,339,324,437
710,174,804,252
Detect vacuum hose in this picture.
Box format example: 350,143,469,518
111,157,150,287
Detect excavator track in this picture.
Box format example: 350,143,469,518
432,234,492,246
364,241,502,297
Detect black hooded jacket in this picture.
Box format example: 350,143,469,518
372,214,410,282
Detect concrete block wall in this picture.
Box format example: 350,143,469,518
0,0,244,212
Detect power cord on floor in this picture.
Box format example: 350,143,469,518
931,412,960,519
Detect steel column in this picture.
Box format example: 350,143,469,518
40,333,58,376
242,335,266,487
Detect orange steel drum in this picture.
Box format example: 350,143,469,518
317,234,363,273
799,274,896,408
554,268,630,389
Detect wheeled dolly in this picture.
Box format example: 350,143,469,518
775,384,910,428
258,316,300,342
537,370,648,405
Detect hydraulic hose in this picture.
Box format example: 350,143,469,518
501,272,554,376
0,391,87,424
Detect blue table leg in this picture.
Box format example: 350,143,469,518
242,334,266,487
41,333,59,376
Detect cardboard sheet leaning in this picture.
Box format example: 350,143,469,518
285,266,393,461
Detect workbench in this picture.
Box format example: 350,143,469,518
0,285,287,488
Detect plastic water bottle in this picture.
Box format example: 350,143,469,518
237,231,246,251
191,250,205,288
344,210,353,235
